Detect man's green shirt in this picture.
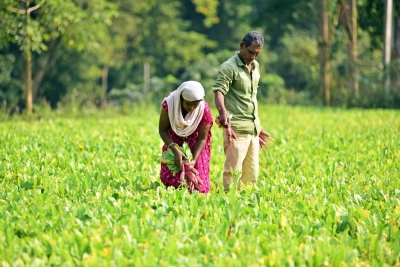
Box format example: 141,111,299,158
212,53,262,135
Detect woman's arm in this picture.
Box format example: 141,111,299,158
158,107,186,168
191,123,211,166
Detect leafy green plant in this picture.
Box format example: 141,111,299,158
160,142,193,175
0,105,399,266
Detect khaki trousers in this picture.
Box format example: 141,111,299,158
223,129,259,190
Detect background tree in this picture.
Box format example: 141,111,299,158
2,0,46,114
384,0,393,93
1,0,399,113
341,0,359,98
251,0,318,49
106,0,217,105
318,0,331,105
358,0,400,106
394,1,400,88
0,0,117,111
182,0,253,51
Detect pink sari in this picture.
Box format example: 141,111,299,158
160,101,213,193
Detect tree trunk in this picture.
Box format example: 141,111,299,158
25,0,33,114
101,64,109,107
143,62,150,94
32,55,49,102
392,1,400,87
384,0,393,93
318,0,330,106
32,39,61,101
347,0,358,98
25,47,33,114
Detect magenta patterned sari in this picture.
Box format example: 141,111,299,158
160,101,213,193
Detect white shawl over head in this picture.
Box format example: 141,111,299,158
164,81,205,137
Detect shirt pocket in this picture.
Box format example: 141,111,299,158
233,72,251,97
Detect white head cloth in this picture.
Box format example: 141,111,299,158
164,81,205,137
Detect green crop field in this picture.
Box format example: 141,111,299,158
1,105,399,266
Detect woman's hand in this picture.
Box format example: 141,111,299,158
188,160,196,168
173,149,187,168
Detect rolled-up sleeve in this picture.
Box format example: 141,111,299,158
212,67,233,95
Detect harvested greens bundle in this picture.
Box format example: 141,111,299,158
161,142,192,175
160,142,203,192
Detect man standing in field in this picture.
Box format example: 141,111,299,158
213,31,270,191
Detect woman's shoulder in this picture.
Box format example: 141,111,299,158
203,101,211,112
201,101,213,124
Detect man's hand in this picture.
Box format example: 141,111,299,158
218,112,229,127
259,130,274,149
259,130,270,139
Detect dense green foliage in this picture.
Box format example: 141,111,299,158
1,105,399,266
1,0,399,113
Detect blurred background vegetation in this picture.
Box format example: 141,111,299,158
0,0,399,118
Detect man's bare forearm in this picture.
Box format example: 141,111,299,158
215,91,229,126
215,91,226,116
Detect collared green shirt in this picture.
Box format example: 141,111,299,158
212,53,262,135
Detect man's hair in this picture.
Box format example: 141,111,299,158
242,31,264,47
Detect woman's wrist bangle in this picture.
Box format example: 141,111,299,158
168,142,176,148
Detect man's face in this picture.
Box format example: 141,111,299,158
239,41,263,65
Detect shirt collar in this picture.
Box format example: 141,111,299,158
234,53,255,68
234,53,244,66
